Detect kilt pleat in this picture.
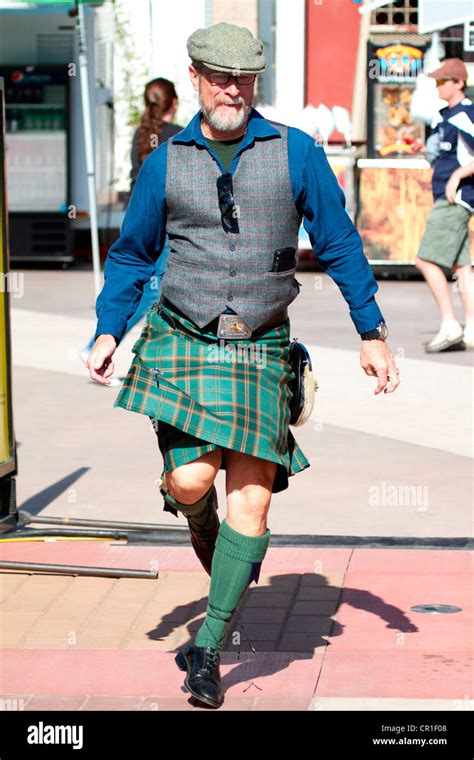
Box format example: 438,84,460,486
113,302,310,493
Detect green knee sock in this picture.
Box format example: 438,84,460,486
160,480,217,531
194,519,270,651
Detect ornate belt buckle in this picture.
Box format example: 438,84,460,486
217,313,252,339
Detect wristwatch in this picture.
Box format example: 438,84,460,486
360,322,388,340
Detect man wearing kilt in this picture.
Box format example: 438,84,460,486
87,22,400,708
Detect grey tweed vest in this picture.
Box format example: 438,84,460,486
160,121,302,331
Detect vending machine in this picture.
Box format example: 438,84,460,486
367,41,427,159
356,41,436,265
0,64,73,265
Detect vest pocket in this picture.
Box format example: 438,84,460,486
265,266,297,277
168,255,198,267
260,268,301,306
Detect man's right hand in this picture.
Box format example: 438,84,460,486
445,170,462,204
86,334,118,385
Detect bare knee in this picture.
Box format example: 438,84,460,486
227,482,273,536
165,449,221,505
166,467,214,504
226,457,277,534
237,481,273,515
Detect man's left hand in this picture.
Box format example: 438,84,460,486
360,340,400,395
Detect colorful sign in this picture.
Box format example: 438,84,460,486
370,44,424,83
367,42,426,159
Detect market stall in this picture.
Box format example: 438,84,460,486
356,28,474,266
358,157,433,262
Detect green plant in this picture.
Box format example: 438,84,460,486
111,0,148,129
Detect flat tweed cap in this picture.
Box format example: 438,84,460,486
187,21,266,74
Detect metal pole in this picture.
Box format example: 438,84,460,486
76,0,102,298
148,0,155,76
19,511,188,532
0,561,157,579
5,528,128,539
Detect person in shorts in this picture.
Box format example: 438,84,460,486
413,58,474,352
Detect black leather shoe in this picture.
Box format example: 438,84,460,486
175,643,222,708
187,485,219,577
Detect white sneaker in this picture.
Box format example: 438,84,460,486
425,325,464,353
462,326,474,349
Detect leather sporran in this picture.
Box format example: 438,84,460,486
288,338,318,426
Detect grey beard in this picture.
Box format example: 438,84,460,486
199,92,251,133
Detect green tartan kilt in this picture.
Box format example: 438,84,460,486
113,301,311,494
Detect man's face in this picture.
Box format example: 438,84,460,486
189,63,255,132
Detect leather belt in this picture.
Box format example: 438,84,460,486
159,295,288,339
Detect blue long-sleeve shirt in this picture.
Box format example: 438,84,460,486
95,107,385,343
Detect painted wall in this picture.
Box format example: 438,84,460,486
305,0,361,111
275,0,305,113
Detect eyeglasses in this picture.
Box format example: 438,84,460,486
199,67,256,86
216,173,237,229
436,78,454,85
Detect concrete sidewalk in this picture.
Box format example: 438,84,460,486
3,268,472,711
10,270,473,539
0,540,471,711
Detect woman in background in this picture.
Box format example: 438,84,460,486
81,78,183,381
